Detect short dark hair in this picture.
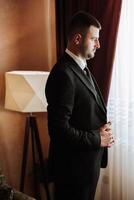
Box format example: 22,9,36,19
67,11,101,39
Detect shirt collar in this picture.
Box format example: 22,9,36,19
65,49,87,70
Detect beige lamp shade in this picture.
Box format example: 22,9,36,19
5,71,49,113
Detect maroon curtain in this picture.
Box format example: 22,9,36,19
56,0,122,104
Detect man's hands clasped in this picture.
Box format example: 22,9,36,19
99,122,114,147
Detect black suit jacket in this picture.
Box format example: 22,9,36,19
45,53,108,185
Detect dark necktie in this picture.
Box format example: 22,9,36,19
84,67,104,108
84,67,96,90
84,66,90,76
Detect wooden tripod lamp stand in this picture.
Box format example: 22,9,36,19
5,71,50,200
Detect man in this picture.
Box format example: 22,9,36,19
45,11,114,200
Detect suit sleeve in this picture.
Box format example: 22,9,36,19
45,68,101,150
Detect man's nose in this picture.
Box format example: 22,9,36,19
96,40,100,49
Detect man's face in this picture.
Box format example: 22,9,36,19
80,25,100,60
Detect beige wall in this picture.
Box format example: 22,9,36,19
0,0,56,198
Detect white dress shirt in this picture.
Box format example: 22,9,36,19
65,49,87,70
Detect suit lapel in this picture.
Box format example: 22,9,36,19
70,64,97,97
91,74,107,113
64,53,106,114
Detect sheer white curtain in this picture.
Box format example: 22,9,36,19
95,0,134,200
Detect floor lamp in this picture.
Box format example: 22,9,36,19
5,71,50,200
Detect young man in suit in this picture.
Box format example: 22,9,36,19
45,11,114,200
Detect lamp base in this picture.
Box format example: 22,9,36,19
19,115,50,200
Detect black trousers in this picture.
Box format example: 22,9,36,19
54,182,98,200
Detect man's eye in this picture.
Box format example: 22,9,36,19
91,38,97,41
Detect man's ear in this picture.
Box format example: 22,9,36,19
73,33,82,45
